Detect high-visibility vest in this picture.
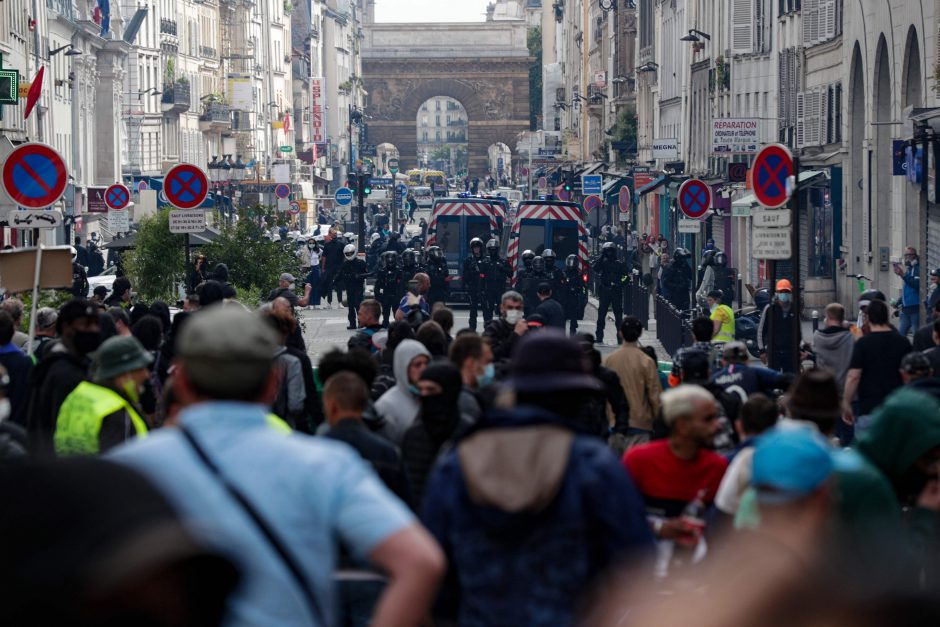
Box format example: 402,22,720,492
54,382,148,455
712,304,736,343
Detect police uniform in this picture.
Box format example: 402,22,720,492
562,255,587,335
426,247,449,307
337,248,369,329
463,239,487,331
374,252,404,327
593,243,628,343
482,241,512,320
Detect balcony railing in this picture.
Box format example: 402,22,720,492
160,18,178,36
161,83,191,114
200,104,232,131
200,45,217,59
46,0,74,20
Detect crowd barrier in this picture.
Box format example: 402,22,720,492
654,294,692,358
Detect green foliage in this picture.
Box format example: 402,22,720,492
19,289,74,333
201,209,303,296
527,27,543,131
124,211,186,303
611,103,638,145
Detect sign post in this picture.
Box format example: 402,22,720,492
388,157,399,176
164,163,209,268
677,179,713,220
582,174,602,197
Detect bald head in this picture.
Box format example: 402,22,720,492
272,297,292,314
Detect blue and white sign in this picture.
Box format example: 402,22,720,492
335,187,354,206
582,174,603,196
370,177,393,186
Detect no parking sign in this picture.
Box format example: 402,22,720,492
677,179,713,220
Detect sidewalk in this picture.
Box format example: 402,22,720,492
586,294,670,361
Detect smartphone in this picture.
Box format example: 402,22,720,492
407,280,419,296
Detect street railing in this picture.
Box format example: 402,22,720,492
654,294,692,358
624,279,650,328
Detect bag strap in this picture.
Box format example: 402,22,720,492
178,426,326,625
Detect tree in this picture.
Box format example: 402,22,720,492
609,104,638,164
527,27,542,131
124,211,186,302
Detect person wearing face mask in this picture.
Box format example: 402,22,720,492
401,362,467,511
54,336,152,455
483,291,528,364
374,339,432,446
26,300,103,458
757,279,802,374
449,333,495,424
895,246,922,336
707,290,735,346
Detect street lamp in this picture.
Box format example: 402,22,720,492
680,29,712,42
50,43,82,56
638,62,659,73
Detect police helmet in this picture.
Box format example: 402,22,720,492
343,244,357,260
427,246,443,260
673,247,691,259
602,242,618,259
714,252,728,268
532,256,545,273
402,248,417,266
542,249,556,267
370,232,381,244
380,250,399,269
565,254,579,269
754,287,771,311
69,246,78,260
522,250,536,269
486,239,500,254
470,238,484,253
701,250,716,267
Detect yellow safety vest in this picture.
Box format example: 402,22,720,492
711,304,736,343
55,382,149,455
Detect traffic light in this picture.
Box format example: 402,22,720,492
563,171,573,193
361,175,372,196
347,177,358,192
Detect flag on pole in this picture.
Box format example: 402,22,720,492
24,66,44,120
283,112,291,133
312,142,318,164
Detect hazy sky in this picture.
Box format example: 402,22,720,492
374,0,491,23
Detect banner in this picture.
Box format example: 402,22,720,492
227,74,253,111
712,118,760,154
311,77,324,143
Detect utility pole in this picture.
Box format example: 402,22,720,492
581,0,590,164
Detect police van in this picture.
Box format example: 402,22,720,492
427,196,508,301
507,200,590,277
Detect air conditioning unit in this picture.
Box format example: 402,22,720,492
555,87,566,103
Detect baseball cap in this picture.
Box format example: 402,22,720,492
900,351,933,376
751,426,833,504
932,268,940,278
508,329,603,393
279,272,296,283
56,299,99,334
177,305,280,399
93,285,110,297
775,279,792,292
35,307,58,330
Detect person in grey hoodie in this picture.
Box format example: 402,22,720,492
813,303,856,391
375,339,431,445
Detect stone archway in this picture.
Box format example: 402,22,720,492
361,21,531,177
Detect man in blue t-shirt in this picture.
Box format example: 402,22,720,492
396,272,431,325
712,341,794,402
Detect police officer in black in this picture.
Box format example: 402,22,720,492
463,238,488,331
562,254,587,335
515,250,537,312
662,247,694,311
482,239,512,320
401,248,426,283
524,255,549,316
713,251,736,307
70,247,89,298
337,244,370,330
593,242,628,344
374,250,403,327
426,245,449,307
541,249,565,296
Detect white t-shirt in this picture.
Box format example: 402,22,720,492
714,447,755,515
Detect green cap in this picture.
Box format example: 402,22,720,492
91,336,153,383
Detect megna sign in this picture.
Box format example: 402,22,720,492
652,139,679,160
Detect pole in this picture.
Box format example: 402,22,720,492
357,174,366,254
580,0,589,164
26,244,43,358
185,233,191,270
791,155,802,374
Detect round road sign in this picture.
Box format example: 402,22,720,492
274,183,291,199
677,179,713,220
105,184,131,210
1,142,68,209
583,195,602,213
618,186,632,212
558,189,571,202
388,157,399,175
752,144,794,209
138,180,149,192
335,187,353,206
164,164,209,210
288,201,301,215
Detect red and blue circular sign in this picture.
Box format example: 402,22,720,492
1,143,68,209
753,144,794,209
583,194,602,213
288,201,301,215
558,189,572,202
104,184,131,210
618,186,631,212
678,179,713,220
275,183,291,199
164,164,209,210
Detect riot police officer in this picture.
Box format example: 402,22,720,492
337,244,369,330
463,238,487,331
525,256,549,316
515,250,538,315
401,248,426,283
562,254,587,335
713,251,736,307
482,239,512,320
374,250,403,327
662,247,694,311
593,242,628,344
426,245,449,307
541,249,565,296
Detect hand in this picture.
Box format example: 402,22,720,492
657,518,698,543
917,478,940,511
759,352,768,365
514,320,528,336
842,404,855,425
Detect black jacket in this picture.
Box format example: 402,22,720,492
26,349,89,458
0,349,33,428
483,318,521,362
337,258,369,294
462,254,485,291
401,414,467,512
534,297,566,329
325,418,411,502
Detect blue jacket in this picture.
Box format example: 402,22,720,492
421,406,654,627
901,262,921,309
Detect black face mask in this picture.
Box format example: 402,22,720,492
419,393,459,444
72,330,102,356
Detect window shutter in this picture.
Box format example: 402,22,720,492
819,86,830,144
731,0,755,53
778,52,788,123
796,91,805,147
802,0,818,45
834,82,843,143
823,0,836,40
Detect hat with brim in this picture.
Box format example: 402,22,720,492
507,329,604,393
91,336,153,382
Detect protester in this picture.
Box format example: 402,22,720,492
108,305,445,626
899,352,940,401
54,336,152,455
347,299,384,353
267,272,300,306
757,279,801,373
449,333,493,423
263,308,307,429
104,277,132,308
534,282,566,329
415,320,448,359
812,302,856,390
714,394,779,516
603,316,663,433
483,290,528,363
0,312,32,427
1,298,29,348
711,341,793,401
431,305,455,352
895,245,921,336
422,330,654,626
915,299,940,350
374,338,431,445
577,333,632,443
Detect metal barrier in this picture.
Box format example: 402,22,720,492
655,294,692,358
624,280,650,328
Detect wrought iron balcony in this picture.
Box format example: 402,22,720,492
160,18,178,36
200,45,217,59
199,104,232,132
161,83,191,114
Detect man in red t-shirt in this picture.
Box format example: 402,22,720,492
623,384,728,542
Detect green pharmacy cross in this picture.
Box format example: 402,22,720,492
0,54,20,105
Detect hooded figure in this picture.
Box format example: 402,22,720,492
211,263,237,299
401,362,466,511
375,339,432,445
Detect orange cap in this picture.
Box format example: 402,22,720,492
776,279,792,292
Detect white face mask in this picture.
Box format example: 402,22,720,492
504,309,523,325
0,398,10,423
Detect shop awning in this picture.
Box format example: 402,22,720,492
603,175,633,198
798,170,827,186
637,175,668,196
732,192,757,209
575,162,605,177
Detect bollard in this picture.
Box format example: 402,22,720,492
812,310,819,333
